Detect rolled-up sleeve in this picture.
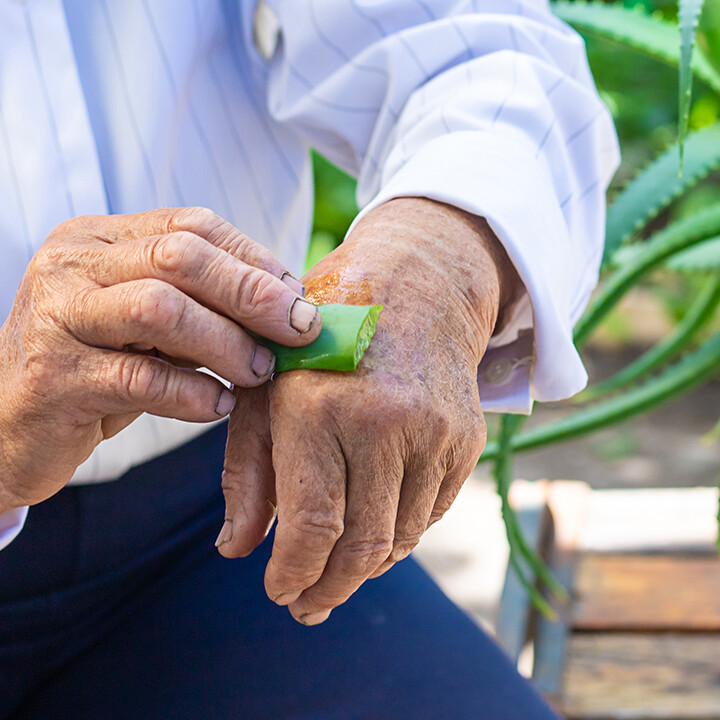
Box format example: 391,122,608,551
259,0,620,411
0,506,28,552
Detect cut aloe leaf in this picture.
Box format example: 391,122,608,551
262,304,383,373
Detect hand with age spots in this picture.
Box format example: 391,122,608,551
0,207,321,514
218,198,520,625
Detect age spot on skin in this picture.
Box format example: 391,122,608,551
305,270,374,306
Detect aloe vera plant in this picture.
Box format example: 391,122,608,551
484,0,720,613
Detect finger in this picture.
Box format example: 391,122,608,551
264,394,347,608
169,207,305,294
89,231,320,346
427,449,484,532
78,349,237,422
368,462,445,580
216,386,277,558
67,207,304,294
287,446,403,625
428,410,487,531
67,280,276,387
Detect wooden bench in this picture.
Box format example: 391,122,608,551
496,483,720,720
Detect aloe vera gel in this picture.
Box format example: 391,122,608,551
262,304,383,373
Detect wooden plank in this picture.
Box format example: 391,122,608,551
573,555,720,631
562,633,720,720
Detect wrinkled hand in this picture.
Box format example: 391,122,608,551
0,207,320,512
218,198,518,624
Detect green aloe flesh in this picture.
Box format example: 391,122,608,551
262,303,383,373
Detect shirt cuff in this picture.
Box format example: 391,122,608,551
0,505,28,552
348,130,591,413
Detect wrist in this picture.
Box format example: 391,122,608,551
304,198,520,365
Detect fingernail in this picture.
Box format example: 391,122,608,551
289,298,319,334
297,609,332,626
215,519,233,547
273,592,300,606
251,345,275,379
281,271,305,297
264,500,277,539
214,389,236,417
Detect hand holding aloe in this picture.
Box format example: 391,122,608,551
217,197,519,624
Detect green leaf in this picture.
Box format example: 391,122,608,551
604,124,720,265
679,0,707,166
493,414,566,617
699,0,720,75
305,231,340,273
262,304,382,372
312,151,358,239
551,2,720,94
579,276,720,400
576,204,720,347
668,235,720,271
481,330,720,462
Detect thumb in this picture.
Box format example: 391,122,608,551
216,385,276,558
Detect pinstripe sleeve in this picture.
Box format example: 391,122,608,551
260,0,620,409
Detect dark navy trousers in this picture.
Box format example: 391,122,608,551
0,424,560,719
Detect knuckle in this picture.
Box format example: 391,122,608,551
340,536,394,572
28,242,67,277
234,269,278,314
128,280,185,333
169,206,218,233
427,507,448,527
64,285,96,329
149,231,199,277
114,354,170,404
288,508,344,547
389,534,422,563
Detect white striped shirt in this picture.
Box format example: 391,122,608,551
0,0,619,550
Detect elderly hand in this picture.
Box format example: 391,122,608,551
0,207,321,513
218,198,519,624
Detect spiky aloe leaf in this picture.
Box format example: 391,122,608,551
579,276,720,401
481,330,720,462
604,124,720,265
668,235,720,272
678,0,707,166
576,204,720,347
552,2,720,94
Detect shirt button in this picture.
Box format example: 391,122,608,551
481,357,514,385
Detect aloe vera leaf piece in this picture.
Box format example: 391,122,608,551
579,275,720,401
576,204,720,348
481,330,720,462
678,0,707,166
263,304,383,373
551,1,720,94
604,124,720,265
